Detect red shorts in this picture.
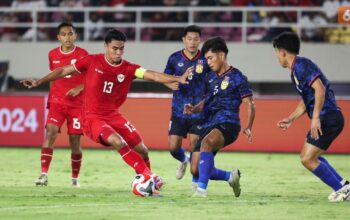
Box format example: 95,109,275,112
83,113,142,148
46,103,83,135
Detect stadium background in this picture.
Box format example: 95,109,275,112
0,0,349,153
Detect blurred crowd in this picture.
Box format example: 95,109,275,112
0,0,349,43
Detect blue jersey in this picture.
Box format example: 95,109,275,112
202,66,253,128
164,50,210,119
291,56,339,118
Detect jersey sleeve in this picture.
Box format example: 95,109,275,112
127,62,141,79
73,55,92,74
304,62,321,86
237,73,253,99
163,55,174,75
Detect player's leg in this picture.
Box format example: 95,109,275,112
36,104,65,186
194,128,224,197
133,142,150,169
67,107,83,187
188,133,199,186
168,117,189,179
301,110,349,202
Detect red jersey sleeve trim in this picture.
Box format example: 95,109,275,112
241,93,253,99
72,63,81,73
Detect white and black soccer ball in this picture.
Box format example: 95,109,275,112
131,174,155,197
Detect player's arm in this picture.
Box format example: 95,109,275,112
20,65,76,88
310,78,325,140
184,99,205,114
66,84,84,97
277,100,306,130
242,96,255,143
136,67,192,84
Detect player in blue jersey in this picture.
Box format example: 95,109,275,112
184,37,256,197
273,32,349,202
164,25,210,183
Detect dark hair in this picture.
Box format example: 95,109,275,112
104,29,127,44
201,36,228,56
57,22,75,34
272,32,300,54
183,25,201,37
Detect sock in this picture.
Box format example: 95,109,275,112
41,148,53,174
318,156,343,182
313,161,343,191
143,157,151,169
210,167,230,181
198,152,214,190
118,146,151,176
71,153,82,179
192,176,198,184
170,147,186,162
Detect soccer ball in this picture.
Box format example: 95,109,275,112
131,174,155,197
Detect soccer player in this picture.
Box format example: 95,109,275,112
35,22,88,187
163,25,210,182
184,37,256,197
21,29,191,192
273,32,349,202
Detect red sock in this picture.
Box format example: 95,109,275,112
118,146,152,176
144,157,151,170
71,153,82,179
41,148,53,174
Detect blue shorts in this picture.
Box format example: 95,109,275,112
168,116,203,138
306,110,344,150
194,123,241,152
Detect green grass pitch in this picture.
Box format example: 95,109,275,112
0,148,349,220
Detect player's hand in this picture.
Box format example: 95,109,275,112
310,117,322,140
243,128,252,143
183,103,194,114
178,67,193,84
66,86,83,97
167,82,179,91
20,79,38,88
277,117,292,130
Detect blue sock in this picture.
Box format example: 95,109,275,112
198,152,214,190
192,176,198,184
319,156,343,182
170,147,186,162
313,161,343,191
210,167,230,181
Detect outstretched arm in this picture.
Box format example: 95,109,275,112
242,96,255,143
66,84,84,97
141,67,193,84
183,99,205,114
277,100,306,130
20,65,77,88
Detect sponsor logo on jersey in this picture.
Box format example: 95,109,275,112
177,62,184,67
221,76,230,90
117,74,125,82
52,60,60,64
95,68,104,74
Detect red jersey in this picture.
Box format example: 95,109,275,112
73,54,140,117
48,46,88,107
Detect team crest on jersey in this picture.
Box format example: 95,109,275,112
221,76,230,90
195,63,203,74
117,74,125,82
178,62,184,67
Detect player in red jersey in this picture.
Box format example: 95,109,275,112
35,22,88,187
21,29,191,193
